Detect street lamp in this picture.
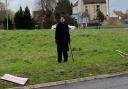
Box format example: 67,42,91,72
5,0,8,30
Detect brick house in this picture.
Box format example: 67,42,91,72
72,0,107,26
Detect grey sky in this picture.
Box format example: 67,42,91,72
7,0,38,11
2,0,128,12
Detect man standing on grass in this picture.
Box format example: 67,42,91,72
55,16,71,63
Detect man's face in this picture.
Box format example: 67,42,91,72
60,17,65,23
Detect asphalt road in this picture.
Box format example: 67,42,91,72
36,75,128,89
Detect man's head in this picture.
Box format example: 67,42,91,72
59,16,65,23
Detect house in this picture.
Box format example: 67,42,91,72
72,0,107,26
107,11,127,24
110,11,127,20
114,11,127,21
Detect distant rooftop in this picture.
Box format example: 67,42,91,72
73,0,106,7
83,0,106,4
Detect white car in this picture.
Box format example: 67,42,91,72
51,24,76,30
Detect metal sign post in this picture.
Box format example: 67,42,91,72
6,0,8,30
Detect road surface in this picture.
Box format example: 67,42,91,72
36,74,128,89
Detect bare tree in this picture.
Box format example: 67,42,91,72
0,2,6,23
35,0,58,28
39,0,57,11
0,2,14,22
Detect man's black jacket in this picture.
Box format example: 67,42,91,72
55,22,70,45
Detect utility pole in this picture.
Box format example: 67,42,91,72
126,10,128,19
107,0,110,17
6,0,8,30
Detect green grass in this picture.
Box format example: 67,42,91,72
86,24,128,29
101,24,128,29
0,29,128,88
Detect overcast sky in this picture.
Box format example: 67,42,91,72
2,0,128,12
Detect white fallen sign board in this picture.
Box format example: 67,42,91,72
1,74,28,85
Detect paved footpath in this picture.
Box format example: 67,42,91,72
36,74,128,89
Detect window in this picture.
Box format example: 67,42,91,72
97,5,100,8
96,5,100,11
85,6,88,13
85,6,88,9
85,9,88,13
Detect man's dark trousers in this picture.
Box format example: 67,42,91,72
57,43,68,63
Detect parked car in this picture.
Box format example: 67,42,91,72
87,20,102,26
123,19,128,24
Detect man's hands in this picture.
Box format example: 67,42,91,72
68,38,71,44
68,39,71,44
55,40,58,44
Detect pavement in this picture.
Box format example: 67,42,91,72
36,74,128,89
